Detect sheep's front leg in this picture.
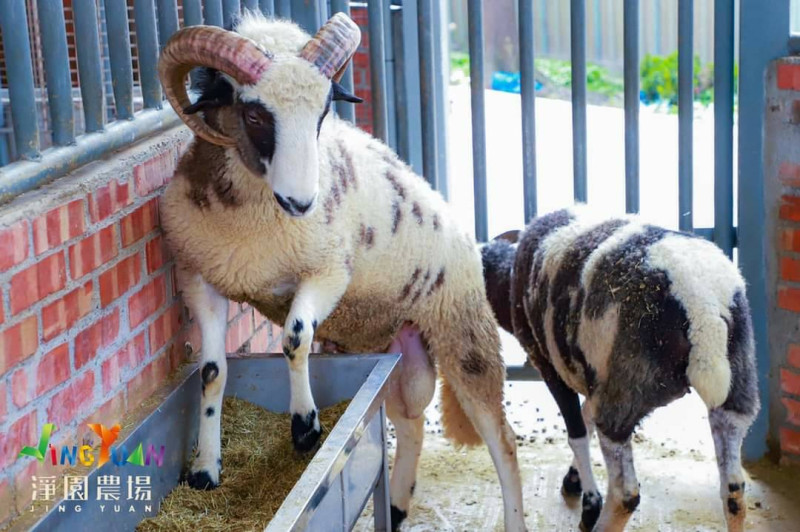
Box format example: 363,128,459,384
283,273,348,452
180,272,228,490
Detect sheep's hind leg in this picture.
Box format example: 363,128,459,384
709,408,751,532
594,431,640,532
180,272,228,490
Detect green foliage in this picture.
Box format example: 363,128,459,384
640,51,737,108
534,58,623,97
450,51,471,79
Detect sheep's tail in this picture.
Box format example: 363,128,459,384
686,312,732,409
439,375,482,446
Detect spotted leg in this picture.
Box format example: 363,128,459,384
181,272,229,490
709,408,751,532
385,323,436,531
594,431,640,532
283,271,348,452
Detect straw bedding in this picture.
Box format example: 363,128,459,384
137,397,350,532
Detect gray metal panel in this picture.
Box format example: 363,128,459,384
104,0,135,119
468,0,488,242
392,1,410,158
678,0,694,232
260,0,276,16
183,0,204,25
368,0,389,142
37,0,75,147
383,2,398,151
417,0,439,191
713,0,735,258
519,0,537,221
0,3,40,159
623,0,639,213
571,0,588,203
738,0,791,460
0,108,180,202
432,0,449,200
276,0,292,18
134,0,163,109
331,0,355,123
291,0,320,33
223,0,242,27
156,0,181,47
205,0,225,26
72,0,105,133
397,0,423,175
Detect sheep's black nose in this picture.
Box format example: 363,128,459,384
274,193,314,216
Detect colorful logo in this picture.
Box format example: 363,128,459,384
19,423,165,468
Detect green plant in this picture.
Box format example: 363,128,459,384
534,58,623,98
450,51,470,79
640,51,738,108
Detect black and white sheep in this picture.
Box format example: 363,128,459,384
481,206,758,532
157,12,526,531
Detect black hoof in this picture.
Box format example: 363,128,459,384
186,470,219,490
580,491,603,531
390,505,407,532
561,466,582,497
292,411,322,452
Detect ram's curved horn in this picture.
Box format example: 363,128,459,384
299,13,361,81
159,26,273,146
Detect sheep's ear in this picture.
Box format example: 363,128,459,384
493,230,521,244
332,81,363,103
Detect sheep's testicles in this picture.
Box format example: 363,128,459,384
387,323,436,420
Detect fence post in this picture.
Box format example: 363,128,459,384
37,0,75,147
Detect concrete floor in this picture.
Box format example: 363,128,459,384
355,333,800,531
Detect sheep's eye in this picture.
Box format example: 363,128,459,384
244,108,261,125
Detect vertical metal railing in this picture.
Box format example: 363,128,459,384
714,0,735,258
72,0,105,134
368,0,389,142
104,2,135,120
135,0,163,109
571,0,588,203
623,0,640,214
519,0,538,221
205,0,224,26
417,0,440,192
678,0,694,232
37,0,74,147
468,0,488,242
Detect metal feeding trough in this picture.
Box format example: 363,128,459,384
30,353,400,532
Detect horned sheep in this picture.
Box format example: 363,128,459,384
157,12,526,531
481,206,758,532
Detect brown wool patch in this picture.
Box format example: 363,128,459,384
385,170,407,200
391,200,403,234
410,270,431,304
426,268,446,296
432,214,440,231
412,202,424,224
461,350,487,375
336,138,357,190
399,267,422,301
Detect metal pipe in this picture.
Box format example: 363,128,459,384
223,0,242,28
260,0,276,16
183,0,204,25
72,0,105,133
156,0,180,46
519,0,537,221
243,0,259,11
571,0,588,203
713,0,734,257
678,0,693,232
623,0,639,213
432,0,449,200
468,0,488,242
205,0,224,26
417,0,439,191
392,0,409,156
331,0,355,123
37,0,75,147
135,0,163,109
0,2,40,159
291,0,320,33
0,108,181,203
104,0,135,120
275,0,291,18
383,2,399,150
368,0,389,142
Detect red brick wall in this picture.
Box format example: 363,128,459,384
771,58,800,465
0,127,282,526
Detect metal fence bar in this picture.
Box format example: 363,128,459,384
417,0,439,191
37,0,75,147
623,0,639,213
331,0,355,123
157,0,180,46
368,0,389,142
519,0,537,221
383,2,399,150
183,0,204,25
678,0,693,232
467,0,488,242
399,0,423,175
243,0,259,11
713,0,734,258
72,0,105,133
571,0,588,203
135,0,163,109
432,0,449,200
260,0,275,16
104,0,135,120
0,3,40,159
392,1,409,154
275,0,291,18
291,0,320,33
222,0,242,27
205,0,224,26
